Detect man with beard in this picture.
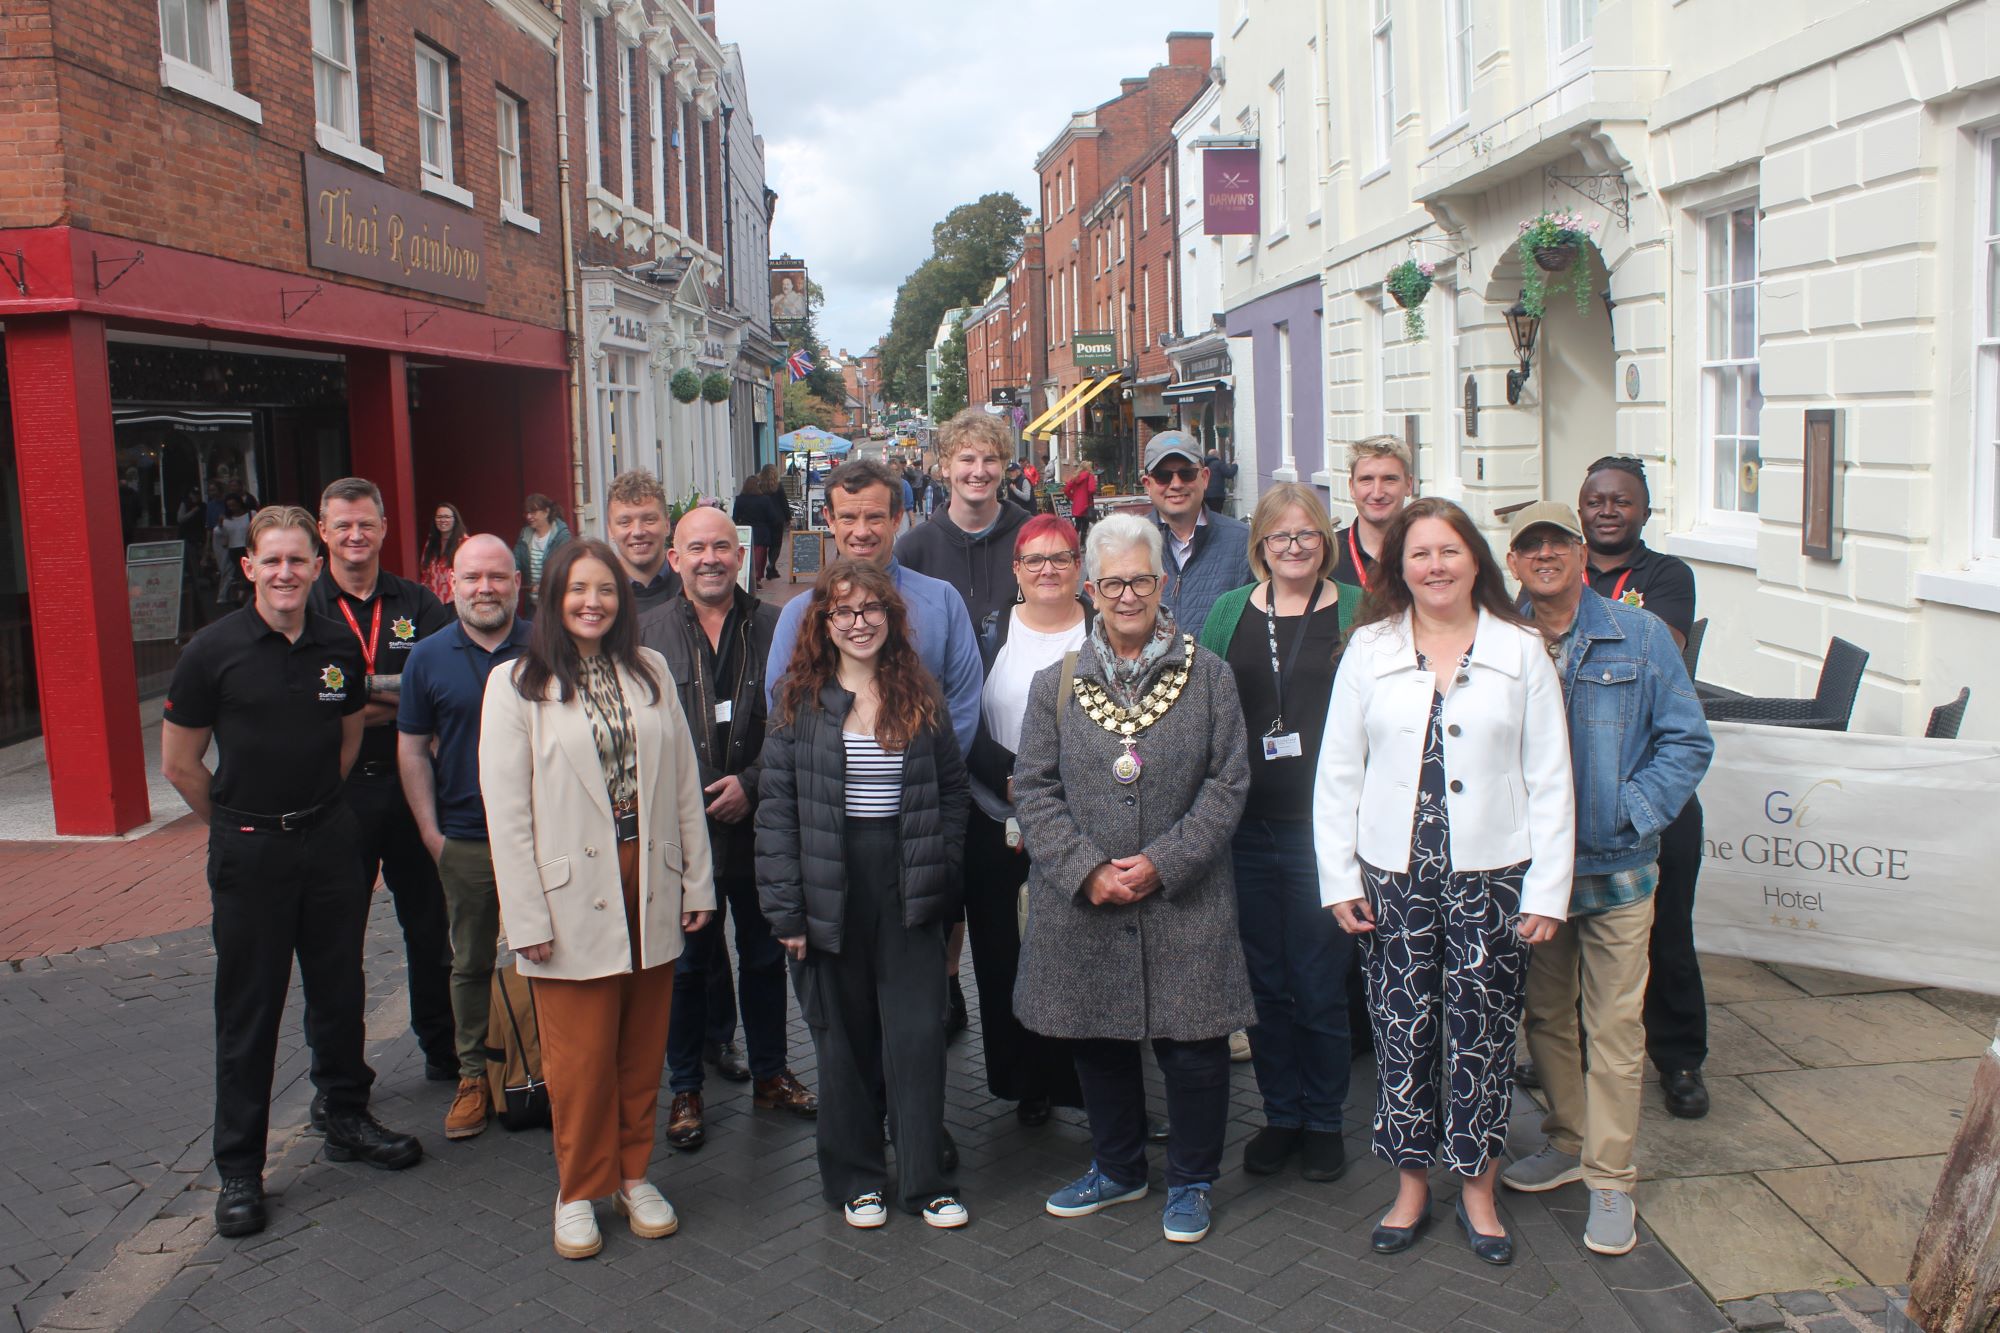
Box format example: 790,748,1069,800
641,507,817,1151
1576,456,1709,1120
1331,436,1416,593
606,470,681,613
396,535,533,1139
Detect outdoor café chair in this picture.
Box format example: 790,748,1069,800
1925,687,1971,740
1700,636,1868,731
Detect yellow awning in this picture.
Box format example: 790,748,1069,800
1027,373,1122,439
1021,377,1100,439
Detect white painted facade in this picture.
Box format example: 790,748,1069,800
1285,0,2000,740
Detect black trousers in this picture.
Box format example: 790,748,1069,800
1644,795,1708,1072
791,819,949,1213
962,810,1081,1106
1073,1036,1231,1190
209,809,374,1179
667,872,789,1092
344,769,455,1068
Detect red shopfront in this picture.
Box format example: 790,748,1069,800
0,224,571,835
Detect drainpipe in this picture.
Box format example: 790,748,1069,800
552,0,588,528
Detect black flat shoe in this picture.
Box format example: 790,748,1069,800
1016,1096,1052,1127
1662,1068,1710,1119
1300,1130,1349,1183
1455,1197,1514,1266
1370,1193,1432,1254
1242,1125,1302,1176
215,1176,267,1238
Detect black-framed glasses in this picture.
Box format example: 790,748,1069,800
1016,551,1079,572
1093,575,1160,599
826,602,888,629
1262,530,1325,552
1148,465,1201,486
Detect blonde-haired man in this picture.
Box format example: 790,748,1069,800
1331,436,1415,592
606,469,680,612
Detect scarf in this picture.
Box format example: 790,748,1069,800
1087,609,1182,712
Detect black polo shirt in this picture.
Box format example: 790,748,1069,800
1586,541,1696,640
164,606,366,817
630,565,683,614
1331,524,1379,592
308,568,454,768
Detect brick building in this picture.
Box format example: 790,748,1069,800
1022,32,1210,482
0,0,571,832
962,224,1048,457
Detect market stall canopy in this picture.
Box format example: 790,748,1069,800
778,425,853,455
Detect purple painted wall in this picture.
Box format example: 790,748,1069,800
1224,276,1324,491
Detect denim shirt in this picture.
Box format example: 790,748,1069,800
1556,590,1714,877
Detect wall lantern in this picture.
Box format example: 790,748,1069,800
1504,298,1542,405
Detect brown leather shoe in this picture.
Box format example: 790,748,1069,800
753,1070,819,1118
667,1092,705,1149
444,1077,489,1140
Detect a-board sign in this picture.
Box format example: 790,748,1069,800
1049,490,1074,521
737,525,754,594
790,530,827,582
126,542,185,642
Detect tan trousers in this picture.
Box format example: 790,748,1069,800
1524,891,1655,1191
533,840,675,1203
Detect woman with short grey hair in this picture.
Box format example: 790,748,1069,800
1012,510,1253,1246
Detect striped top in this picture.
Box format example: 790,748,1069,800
842,731,904,818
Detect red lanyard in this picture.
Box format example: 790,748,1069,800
1584,567,1634,601
336,598,383,675
1347,526,1369,592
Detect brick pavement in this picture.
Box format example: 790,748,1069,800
0,816,210,961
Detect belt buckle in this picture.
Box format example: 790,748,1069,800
278,808,307,832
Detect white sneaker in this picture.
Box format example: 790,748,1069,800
615,1182,679,1239
553,1199,602,1260
1228,1029,1253,1063
844,1192,888,1228
923,1196,969,1229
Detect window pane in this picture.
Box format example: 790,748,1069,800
1711,433,1736,511
1739,438,1761,513
1742,367,1763,434
421,120,442,170
1732,287,1757,360
1989,142,2000,237
325,0,349,64
162,0,189,62
419,59,441,114
1709,368,1737,437
1731,208,1757,283
1705,215,1728,286
1989,240,2000,339
1706,291,1730,357
186,0,212,70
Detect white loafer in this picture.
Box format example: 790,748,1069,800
553,1198,602,1259
614,1182,680,1239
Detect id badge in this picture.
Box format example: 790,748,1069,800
714,700,734,723
1262,732,1303,760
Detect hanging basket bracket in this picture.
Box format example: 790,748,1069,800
1546,171,1631,230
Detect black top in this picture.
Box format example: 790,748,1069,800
1223,597,1343,821
164,606,367,817
307,568,453,767
1586,542,1696,640
1330,524,1378,591
629,565,683,614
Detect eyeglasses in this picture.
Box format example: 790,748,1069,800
1093,575,1160,600
1015,551,1079,572
1148,465,1202,486
1262,530,1325,552
1512,534,1579,556
826,602,888,629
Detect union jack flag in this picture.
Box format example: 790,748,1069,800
787,348,814,381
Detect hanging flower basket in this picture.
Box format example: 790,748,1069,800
700,372,731,403
1385,259,1438,341
1515,210,1601,319
670,368,702,403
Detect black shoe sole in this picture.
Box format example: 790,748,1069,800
1300,1157,1351,1183
325,1142,423,1171
667,1132,706,1150
1664,1099,1710,1120
215,1210,267,1238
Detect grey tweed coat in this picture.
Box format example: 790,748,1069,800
1011,631,1255,1042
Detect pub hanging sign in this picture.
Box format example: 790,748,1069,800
303,153,489,304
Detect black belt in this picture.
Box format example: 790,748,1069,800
213,800,337,834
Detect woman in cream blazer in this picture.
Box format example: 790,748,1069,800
1313,498,1573,1268
479,538,714,1262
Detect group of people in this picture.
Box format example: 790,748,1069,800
163,407,1718,1270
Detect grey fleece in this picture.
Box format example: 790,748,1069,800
894,502,1032,631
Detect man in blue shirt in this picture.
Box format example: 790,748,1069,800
765,459,982,756
397,534,533,1142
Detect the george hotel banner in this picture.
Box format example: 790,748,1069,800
1202,147,1259,236
1691,724,2000,996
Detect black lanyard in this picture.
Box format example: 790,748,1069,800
1263,580,1323,732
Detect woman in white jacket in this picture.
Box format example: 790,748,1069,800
1313,498,1573,1268
480,538,715,1261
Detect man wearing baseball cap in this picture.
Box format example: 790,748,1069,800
1140,432,1250,638
1497,501,1712,1257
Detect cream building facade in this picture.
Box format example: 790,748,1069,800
1281,0,2000,739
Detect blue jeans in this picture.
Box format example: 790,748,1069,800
1232,817,1354,1132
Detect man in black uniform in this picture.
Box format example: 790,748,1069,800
1579,455,1710,1119
162,506,423,1241
308,477,458,1084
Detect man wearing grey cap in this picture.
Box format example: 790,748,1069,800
1497,501,1713,1257
1140,432,1251,638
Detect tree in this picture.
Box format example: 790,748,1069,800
783,379,837,431
878,192,1029,404
931,318,968,421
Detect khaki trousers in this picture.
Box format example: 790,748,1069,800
1524,891,1656,1191
533,840,675,1203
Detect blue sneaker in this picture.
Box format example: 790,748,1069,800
1045,1163,1149,1218
1162,1184,1211,1243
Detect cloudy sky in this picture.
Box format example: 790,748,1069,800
731,0,1221,356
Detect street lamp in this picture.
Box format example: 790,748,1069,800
1504,298,1542,405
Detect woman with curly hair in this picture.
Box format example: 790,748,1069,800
755,559,971,1231
419,503,466,602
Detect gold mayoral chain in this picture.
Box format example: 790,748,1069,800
1072,635,1194,785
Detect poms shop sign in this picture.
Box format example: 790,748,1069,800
303,154,488,304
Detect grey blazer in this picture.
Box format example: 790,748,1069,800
1011,632,1255,1042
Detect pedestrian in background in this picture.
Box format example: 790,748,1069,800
1201,447,1237,515
1197,483,1358,1184
758,463,793,581
757,560,971,1232
480,538,715,1261
1063,458,1099,541
1015,512,1252,1246
419,503,466,604
1315,497,1573,1268
514,493,573,611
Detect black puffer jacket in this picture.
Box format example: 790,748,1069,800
755,682,970,953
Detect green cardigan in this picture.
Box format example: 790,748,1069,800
1196,580,1361,659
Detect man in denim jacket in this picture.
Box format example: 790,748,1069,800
1497,502,1712,1257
